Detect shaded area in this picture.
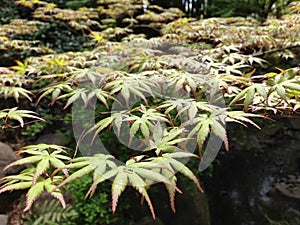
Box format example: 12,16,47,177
204,118,300,225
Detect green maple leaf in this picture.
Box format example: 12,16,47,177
0,168,65,212
0,107,43,127
56,154,116,192
4,144,70,184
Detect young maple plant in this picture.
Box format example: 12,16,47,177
0,0,299,220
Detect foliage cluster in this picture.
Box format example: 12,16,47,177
0,0,299,222
23,199,77,225
152,0,298,19
62,176,133,225
203,0,297,18
0,0,184,66
0,0,21,24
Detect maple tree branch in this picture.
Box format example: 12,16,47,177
254,44,300,57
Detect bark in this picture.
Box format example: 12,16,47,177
173,0,184,10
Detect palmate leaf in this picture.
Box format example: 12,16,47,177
210,116,228,151
280,80,300,101
187,109,229,153
188,109,264,157
10,60,28,75
188,116,211,155
56,154,116,192
85,112,126,142
150,152,203,191
58,88,112,109
141,159,178,211
157,98,205,123
165,153,203,191
111,171,128,213
167,70,202,95
148,126,188,154
0,107,44,127
109,165,157,219
0,168,34,194
67,67,112,84
93,89,112,108
89,31,106,45
37,83,73,105
223,63,248,76
157,98,191,115
225,111,262,129
0,86,33,102
283,82,300,92
127,116,151,141
127,172,155,218
20,144,71,154
144,152,202,212
274,84,287,102
229,83,268,112
104,72,159,107
0,168,65,212
139,105,169,123
24,176,66,212
4,144,71,184
122,105,170,145
162,168,177,212
58,88,89,109
266,69,300,103
86,159,183,219
24,177,45,211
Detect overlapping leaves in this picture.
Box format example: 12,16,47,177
0,144,71,212
0,0,299,218
0,107,43,128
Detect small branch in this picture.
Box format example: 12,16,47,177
253,45,300,57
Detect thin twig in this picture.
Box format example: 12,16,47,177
253,45,300,57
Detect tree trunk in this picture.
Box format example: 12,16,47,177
173,0,184,10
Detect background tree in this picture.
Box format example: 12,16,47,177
150,0,296,19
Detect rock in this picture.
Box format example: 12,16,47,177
136,217,165,225
273,174,300,200
289,118,300,129
36,133,66,145
0,214,8,225
192,190,211,225
0,142,22,214
0,142,17,178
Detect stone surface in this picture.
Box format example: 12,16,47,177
36,133,66,145
136,217,165,225
0,142,21,214
273,174,300,200
0,142,17,178
0,214,8,225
